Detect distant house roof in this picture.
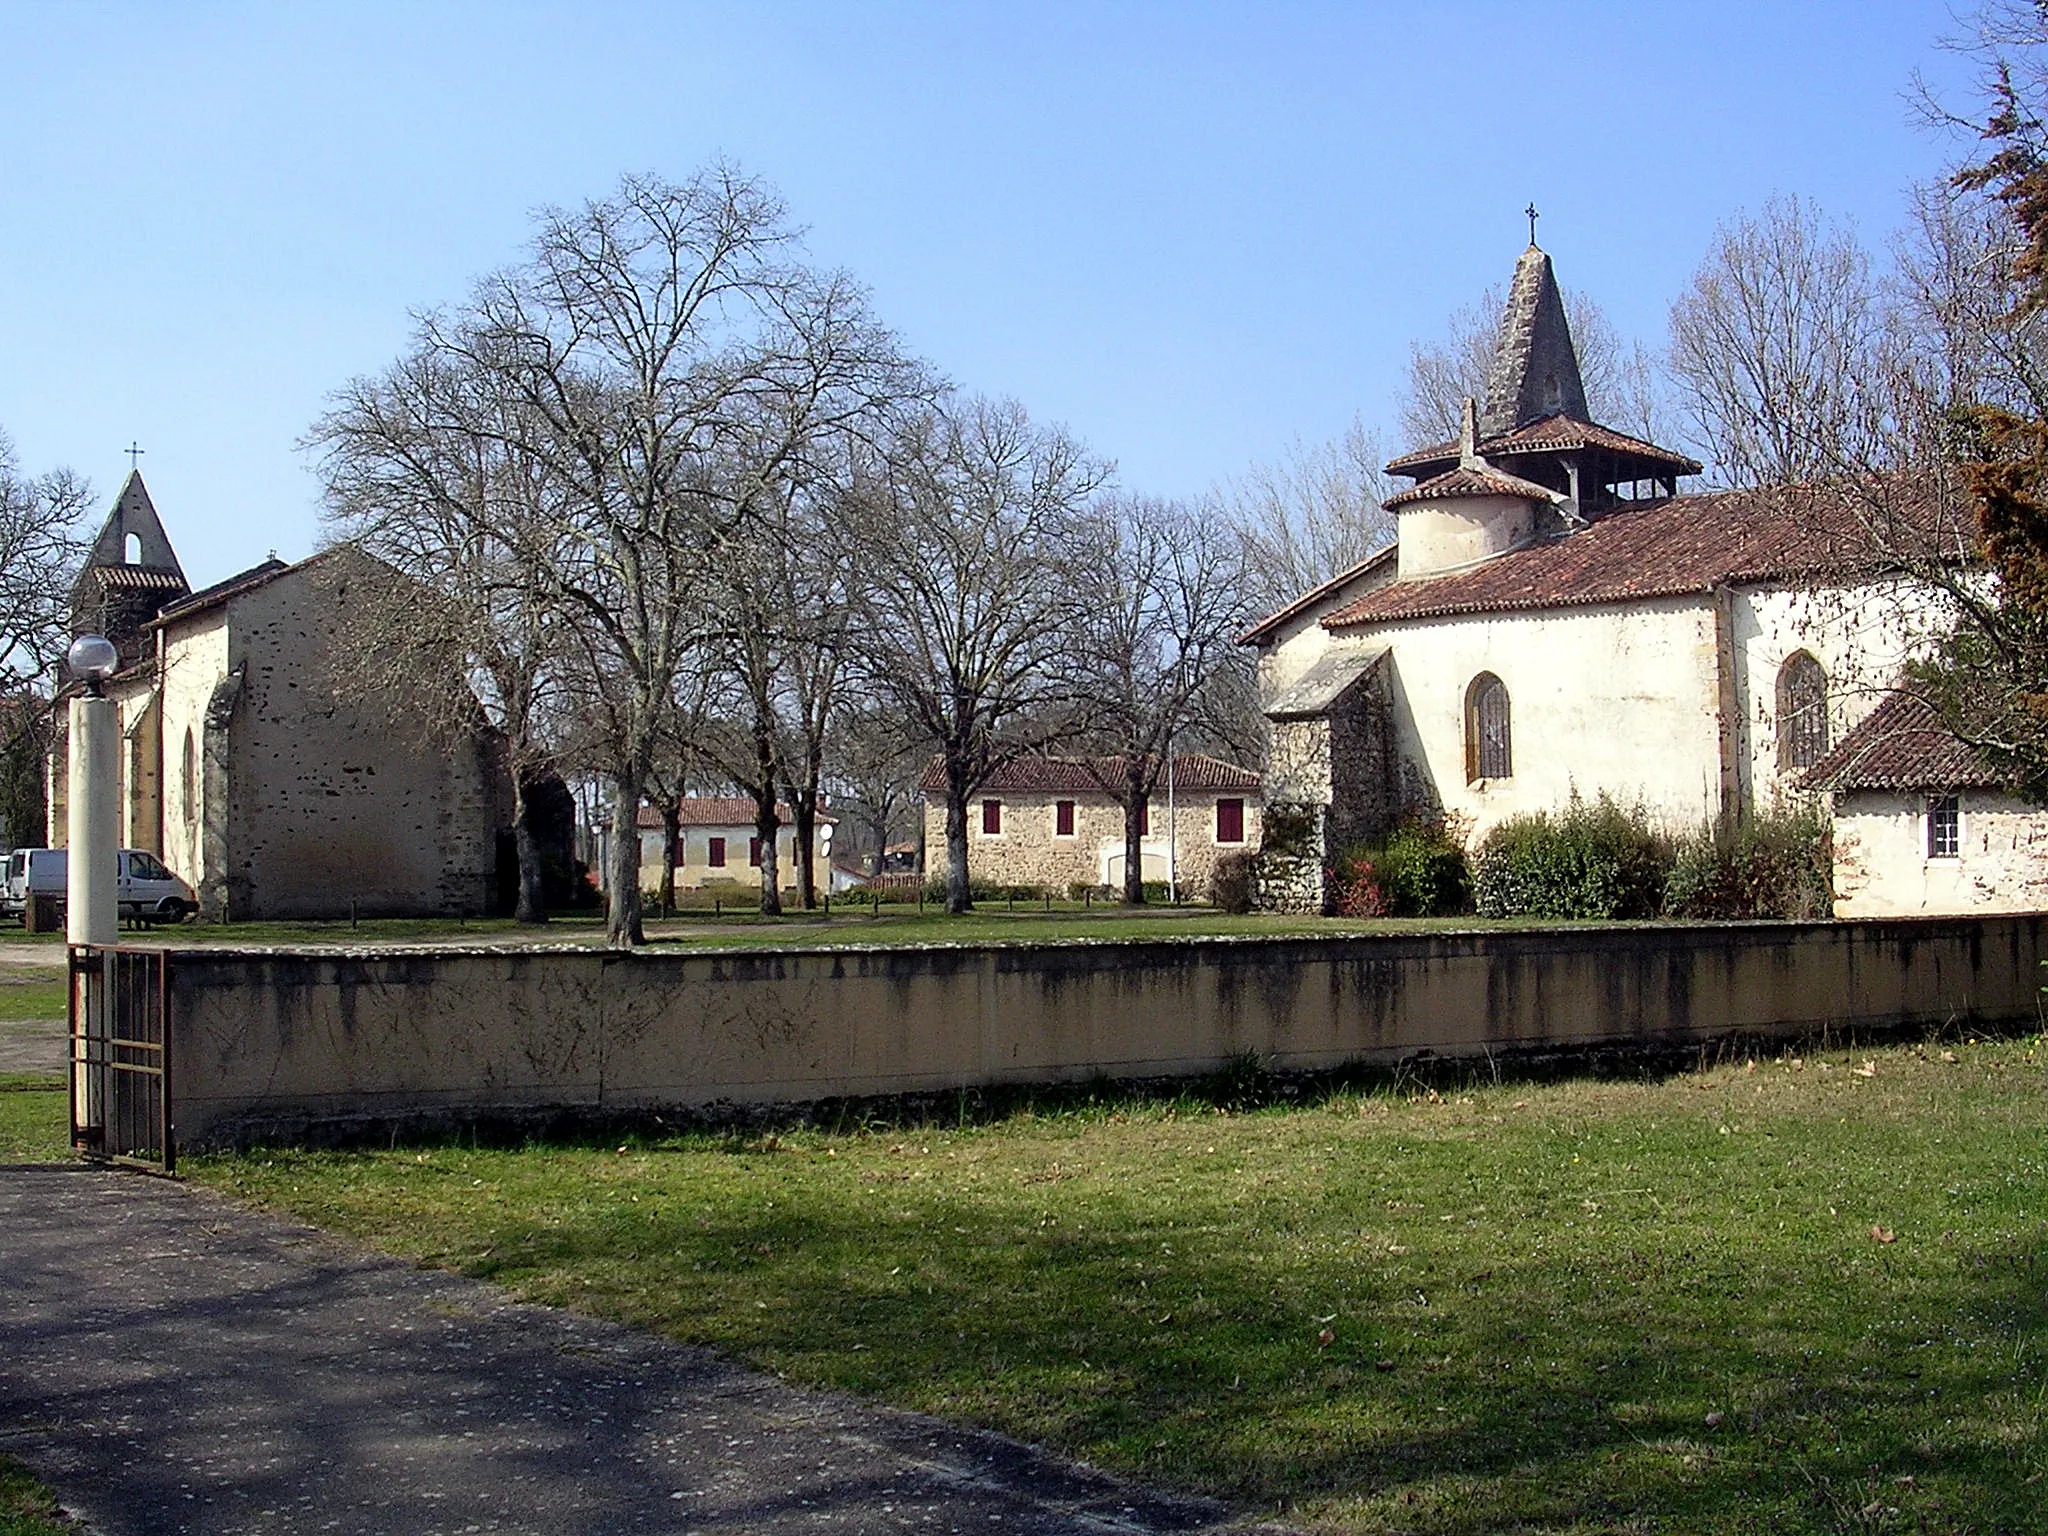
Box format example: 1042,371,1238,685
636,797,836,830
1323,479,1959,629
1239,545,1395,645
920,754,1261,794
1382,463,1560,512
1803,692,2006,793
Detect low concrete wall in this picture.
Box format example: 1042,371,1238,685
167,915,2048,1146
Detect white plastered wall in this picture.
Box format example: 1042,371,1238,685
156,616,231,891
1368,596,1725,844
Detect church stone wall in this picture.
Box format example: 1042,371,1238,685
211,562,502,920
158,619,231,902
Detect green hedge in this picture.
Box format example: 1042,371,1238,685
1472,794,1670,920
1662,802,1833,919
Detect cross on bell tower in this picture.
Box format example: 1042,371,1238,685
1525,203,1539,246
124,441,145,470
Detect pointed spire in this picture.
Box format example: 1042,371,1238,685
1480,245,1588,438
81,470,186,580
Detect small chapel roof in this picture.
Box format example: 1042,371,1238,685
1238,544,1396,645
1802,692,2005,793
150,557,293,628
1382,462,1560,512
1323,479,1955,628
1264,646,1387,720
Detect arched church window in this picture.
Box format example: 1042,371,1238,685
181,729,197,825
1777,652,1829,769
124,533,142,564
1466,673,1512,782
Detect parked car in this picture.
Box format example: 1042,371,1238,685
2,847,197,925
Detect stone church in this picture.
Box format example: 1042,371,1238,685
49,472,507,920
1245,242,1984,914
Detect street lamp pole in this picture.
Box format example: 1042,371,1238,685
66,636,120,947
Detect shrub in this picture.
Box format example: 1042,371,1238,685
1370,819,1472,917
1209,853,1256,914
1663,801,1833,919
1330,849,1388,917
921,877,1050,905
1472,793,1671,919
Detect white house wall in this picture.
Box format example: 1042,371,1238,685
1832,789,2048,916
157,617,230,893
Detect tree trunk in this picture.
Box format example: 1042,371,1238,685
605,769,645,947
1123,790,1148,905
511,770,547,925
944,773,972,914
790,788,818,910
659,801,681,918
754,793,783,915
867,813,887,881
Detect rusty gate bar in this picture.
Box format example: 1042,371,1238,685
67,945,173,1175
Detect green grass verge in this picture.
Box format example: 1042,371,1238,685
0,983,64,1021
0,1076,66,1163
193,1035,2048,1533
0,1456,76,1536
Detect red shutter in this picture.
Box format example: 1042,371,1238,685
1216,798,1244,844
1056,800,1075,836
982,799,1002,834
1139,802,1150,836
748,837,762,867
708,837,725,868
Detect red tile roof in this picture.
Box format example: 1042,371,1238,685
1324,479,1960,629
1387,414,1703,477
919,754,1261,794
1382,463,1560,512
1802,692,2005,792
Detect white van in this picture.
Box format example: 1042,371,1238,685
2,848,197,925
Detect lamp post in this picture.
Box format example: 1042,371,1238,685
66,635,120,947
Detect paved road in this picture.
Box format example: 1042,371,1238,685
0,1167,1263,1536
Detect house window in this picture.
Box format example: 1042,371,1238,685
180,728,196,825
1465,673,1512,781
749,837,763,867
1216,798,1245,844
982,799,1002,835
1927,794,1960,859
1055,800,1075,837
708,836,725,868
1777,652,1829,769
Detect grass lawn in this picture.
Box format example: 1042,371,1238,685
0,1077,66,1163
186,1034,2047,1534
0,981,64,1021
0,1457,76,1536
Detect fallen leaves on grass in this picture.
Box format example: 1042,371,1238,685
1871,1224,1897,1245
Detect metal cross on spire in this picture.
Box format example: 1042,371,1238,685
124,441,145,470
1526,202,1539,246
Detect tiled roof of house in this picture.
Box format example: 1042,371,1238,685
919,754,1261,794
1387,415,1703,477
1382,463,1560,512
636,797,836,829
1238,544,1396,644
1802,692,2005,792
1323,479,1958,629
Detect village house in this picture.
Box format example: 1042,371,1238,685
636,797,834,894
49,473,508,919
1806,691,2048,915
1245,241,1970,913
921,755,1262,895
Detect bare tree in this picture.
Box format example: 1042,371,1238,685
0,429,90,846
1401,286,1667,446
1074,495,1259,903
853,397,1107,913
366,169,915,946
1667,195,1902,486
824,700,926,879
311,350,577,923
1218,417,1395,617
1896,176,2048,420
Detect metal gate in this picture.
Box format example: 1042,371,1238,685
68,945,174,1174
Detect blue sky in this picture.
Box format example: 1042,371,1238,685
0,1,1981,586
